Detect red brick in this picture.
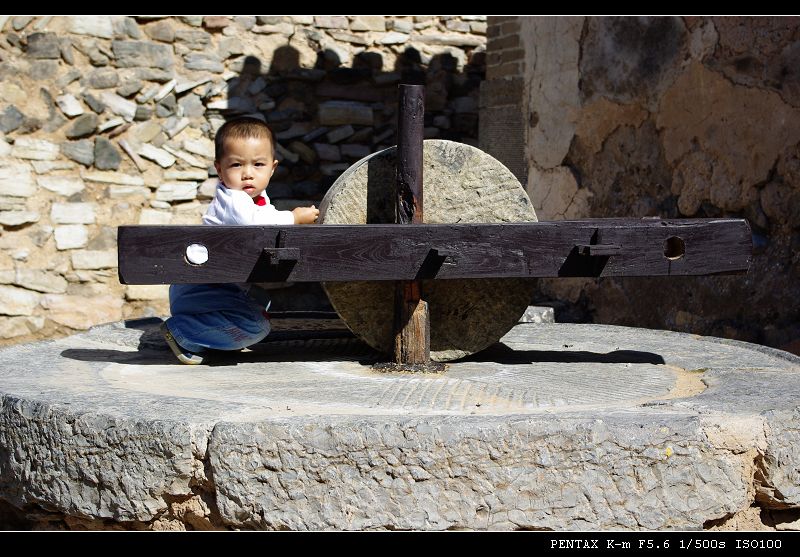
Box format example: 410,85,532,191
203,16,231,29
487,62,521,79
501,48,524,63
487,34,520,50
490,16,517,24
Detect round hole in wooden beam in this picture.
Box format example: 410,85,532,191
185,243,209,266
664,236,685,260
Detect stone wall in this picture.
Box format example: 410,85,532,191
0,15,487,346
481,16,800,354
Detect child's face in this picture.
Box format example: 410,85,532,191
214,136,279,198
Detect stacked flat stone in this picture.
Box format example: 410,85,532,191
0,16,487,344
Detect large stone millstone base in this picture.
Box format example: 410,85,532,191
1,320,800,530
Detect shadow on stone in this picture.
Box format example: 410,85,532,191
58,319,665,367
60,336,378,366
458,342,666,365
60,339,665,367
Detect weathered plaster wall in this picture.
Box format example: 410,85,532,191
485,16,800,353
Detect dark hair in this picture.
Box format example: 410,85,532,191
214,117,276,161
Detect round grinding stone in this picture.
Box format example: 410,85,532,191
319,140,538,362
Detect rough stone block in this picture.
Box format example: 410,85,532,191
50,203,96,225
81,171,144,187
85,68,119,89
65,113,98,139
61,140,95,167
0,106,24,134
313,16,348,29
349,16,385,32
54,225,89,250
14,269,67,294
155,182,198,202
125,284,169,301
138,209,172,225
138,144,176,168
37,176,85,197
0,284,40,316
94,138,122,171
70,249,117,270
184,53,224,73
0,211,39,227
340,144,370,159
11,138,59,161
378,32,409,45
313,143,341,162
318,101,373,126
0,316,43,339
143,20,175,43
38,294,123,329
55,94,84,118
26,32,61,59
0,162,36,197
112,40,174,70
98,91,137,122
68,16,114,39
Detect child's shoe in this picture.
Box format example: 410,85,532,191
161,322,204,365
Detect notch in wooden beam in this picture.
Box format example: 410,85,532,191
263,230,300,265
576,228,621,257
575,244,622,257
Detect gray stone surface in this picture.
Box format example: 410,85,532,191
117,79,144,98
178,94,205,118
0,106,24,133
37,176,85,197
28,60,59,80
65,113,98,139
184,53,224,73
11,138,59,161
519,305,555,324
99,92,137,122
0,322,799,530
85,68,119,89
175,29,211,50
112,40,174,70
94,138,121,170
26,32,61,59
61,139,95,166
319,139,537,361
0,162,36,198
318,101,373,126
50,202,95,224
55,94,84,118
82,93,105,114
68,16,113,39
144,20,175,43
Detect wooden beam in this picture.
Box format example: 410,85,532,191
396,84,424,225
395,84,428,365
117,219,753,284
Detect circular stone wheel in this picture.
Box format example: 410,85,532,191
319,140,537,362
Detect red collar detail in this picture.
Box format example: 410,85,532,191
254,195,266,206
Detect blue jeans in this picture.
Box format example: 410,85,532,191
165,283,271,354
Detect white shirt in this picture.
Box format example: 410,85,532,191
203,182,295,226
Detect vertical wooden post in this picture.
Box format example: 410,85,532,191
394,84,429,364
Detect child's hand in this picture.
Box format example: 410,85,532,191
292,205,319,224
